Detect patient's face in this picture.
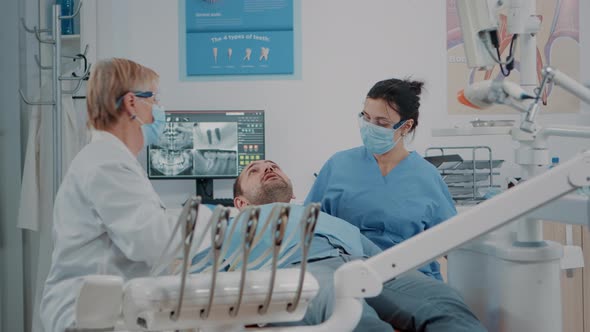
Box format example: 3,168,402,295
239,160,293,205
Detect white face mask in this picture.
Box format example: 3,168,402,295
134,101,167,147
359,117,406,155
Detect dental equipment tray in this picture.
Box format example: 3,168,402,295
425,146,503,204
423,154,463,170
451,160,504,170
442,173,491,184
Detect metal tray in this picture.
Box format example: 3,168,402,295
443,173,490,184
453,160,504,170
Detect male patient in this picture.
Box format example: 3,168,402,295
228,159,486,332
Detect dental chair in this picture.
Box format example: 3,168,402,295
68,147,590,332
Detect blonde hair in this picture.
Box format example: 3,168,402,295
86,58,159,130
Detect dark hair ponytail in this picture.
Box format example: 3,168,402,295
366,77,424,132
407,80,424,96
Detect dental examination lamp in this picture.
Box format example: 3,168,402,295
457,79,534,112
457,67,590,133
455,0,499,70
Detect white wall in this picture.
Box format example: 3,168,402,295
92,0,590,207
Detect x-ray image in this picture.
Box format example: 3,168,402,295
149,149,193,176
193,149,238,176
192,122,238,176
148,123,195,176
154,123,194,149
193,122,238,151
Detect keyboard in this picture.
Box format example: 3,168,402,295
200,198,235,207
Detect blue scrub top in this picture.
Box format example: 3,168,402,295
304,147,456,280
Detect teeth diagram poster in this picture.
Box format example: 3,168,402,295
185,0,294,76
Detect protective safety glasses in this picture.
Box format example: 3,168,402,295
115,91,160,109
358,112,405,129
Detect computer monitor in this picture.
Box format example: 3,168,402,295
147,110,265,202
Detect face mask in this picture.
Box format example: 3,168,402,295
134,102,166,147
359,117,405,155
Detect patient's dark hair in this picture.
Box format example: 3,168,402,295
367,78,424,132
233,175,243,198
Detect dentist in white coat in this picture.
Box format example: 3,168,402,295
41,58,179,331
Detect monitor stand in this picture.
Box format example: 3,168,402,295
195,178,235,207
196,178,214,201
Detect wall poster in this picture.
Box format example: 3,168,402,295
185,0,294,76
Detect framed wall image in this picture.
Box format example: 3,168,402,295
184,0,294,76
446,0,580,114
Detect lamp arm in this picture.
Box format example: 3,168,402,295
544,67,590,105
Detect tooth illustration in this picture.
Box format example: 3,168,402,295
228,48,233,61
259,47,269,61
212,47,218,64
244,48,252,61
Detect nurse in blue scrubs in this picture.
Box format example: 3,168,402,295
305,78,455,281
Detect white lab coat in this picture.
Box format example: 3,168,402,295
17,67,89,232
40,131,186,332
63,92,91,173
17,103,42,231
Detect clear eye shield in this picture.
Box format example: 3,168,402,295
358,112,406,130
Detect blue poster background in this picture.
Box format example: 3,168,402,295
185,0,294,76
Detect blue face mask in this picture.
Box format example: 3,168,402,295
359,117,405,155
135,103,166,147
